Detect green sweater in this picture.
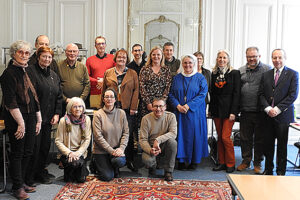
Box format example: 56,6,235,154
57,59,90,101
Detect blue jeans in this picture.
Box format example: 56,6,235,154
93,154,126,181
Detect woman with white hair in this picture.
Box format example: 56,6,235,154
168,54,208,170
0,40,41,199
55,97,91,183
209,50,240,173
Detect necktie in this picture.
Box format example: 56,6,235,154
272,69,280,107
274,69,280,85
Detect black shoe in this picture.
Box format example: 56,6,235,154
262,170,273,175
276,171,285,176
226,166,235,173
212,164,227,171
187,163,197,170
25,181,37,187
114,168,120,178
177,162,186,170
43,168,55,179
35,176,52,184
148,167,156,176
127,161,138,172
164,172,173,181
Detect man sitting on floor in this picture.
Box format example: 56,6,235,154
139,98,177,181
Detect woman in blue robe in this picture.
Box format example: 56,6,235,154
169,54,208,170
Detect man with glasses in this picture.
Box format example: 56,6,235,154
86,36,115,108
139,98,177,181
128,44,146,77
28,35,58,73
237,47,270,174
57,43,90,112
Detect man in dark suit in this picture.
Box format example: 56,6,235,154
259,49,299,175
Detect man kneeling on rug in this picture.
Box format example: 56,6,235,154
139,98,177,181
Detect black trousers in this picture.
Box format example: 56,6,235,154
61,155,89,183
26,123,52,182
124,110,138,163
239,112,264,166
5,112,36,190
263,114,289,174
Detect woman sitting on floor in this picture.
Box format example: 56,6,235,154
92,88,129,181
55,97,91,183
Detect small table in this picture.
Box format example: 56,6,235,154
227,174,300,200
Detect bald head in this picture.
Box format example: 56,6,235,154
35,35,49,49
65,43,79,64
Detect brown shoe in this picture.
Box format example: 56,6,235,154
237,163,249,171
164,172,173,181
13,188,29,200
23,184,36,193
254,166,262,174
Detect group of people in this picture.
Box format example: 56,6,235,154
0,34,298,200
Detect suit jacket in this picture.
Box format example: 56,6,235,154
102,67,139,110
209,69,241,118
259,66,299,123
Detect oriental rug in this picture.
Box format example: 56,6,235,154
54,176,232,200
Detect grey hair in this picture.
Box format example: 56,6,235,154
9,40,32,58
66,97,86,115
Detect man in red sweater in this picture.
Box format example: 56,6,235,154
86,36,115,108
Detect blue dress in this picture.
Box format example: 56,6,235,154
169,73,208,163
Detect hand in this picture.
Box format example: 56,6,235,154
68,152,80,163
153,139,161,151
268,108,278,117
51,114,59,125
150,147,161,156
96,78,103,90
177,104,188,114
130,110,137,116
147,104,153,111
15,123,25,140
35,121,42,135
183,104,190,112
229,114,235,121
112,148,124,157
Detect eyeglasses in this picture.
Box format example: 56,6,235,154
153,104,165,109
133,49,142,52
104,96,115,99
246,55,259,59
72,105,83,109
95,42,106,46
16,50,30,57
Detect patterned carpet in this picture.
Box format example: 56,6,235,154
54,176,232,200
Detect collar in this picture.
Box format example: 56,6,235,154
114,66,128,76
274,66,284,74
96,53,107,59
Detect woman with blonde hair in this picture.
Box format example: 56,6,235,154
139,46,172,117
209,50,241,173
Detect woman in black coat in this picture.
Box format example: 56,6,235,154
209,50,240,173
26,46,62,186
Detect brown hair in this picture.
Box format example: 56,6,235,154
37,46,54,58
113,49,129,65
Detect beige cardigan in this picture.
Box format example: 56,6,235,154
55,115,91,158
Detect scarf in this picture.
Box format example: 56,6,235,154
64,113,86,139
13,59,40,111
215,66,228,88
